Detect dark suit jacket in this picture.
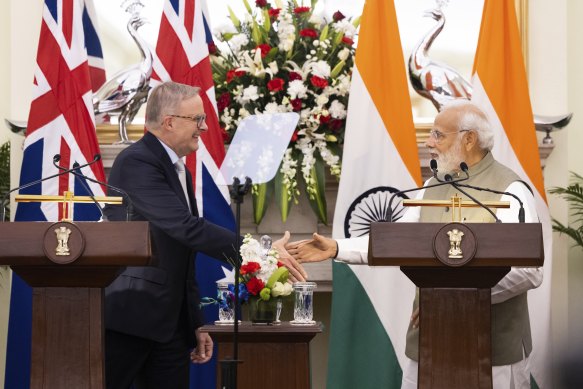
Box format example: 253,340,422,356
104,131,237,347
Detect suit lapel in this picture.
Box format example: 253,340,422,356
142,132,191,212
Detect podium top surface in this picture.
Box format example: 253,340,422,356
368,222,544,267
0,221,150,267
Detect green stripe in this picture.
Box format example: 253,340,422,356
327,262,402,389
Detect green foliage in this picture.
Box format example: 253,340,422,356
0,141,10,221
549,172,583,250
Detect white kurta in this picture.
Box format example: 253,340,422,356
333,180,542,389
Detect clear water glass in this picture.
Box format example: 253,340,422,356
216,281,235,324
292,282,317,324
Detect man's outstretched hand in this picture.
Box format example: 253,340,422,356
273,231,308,282
286,232,337,263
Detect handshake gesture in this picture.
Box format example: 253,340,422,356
273,231,338,282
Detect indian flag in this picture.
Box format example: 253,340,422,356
471,0,552,387
328,0,421,387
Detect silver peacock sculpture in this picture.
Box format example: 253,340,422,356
407,5,572,137
93,1,153,144
408,7,472,111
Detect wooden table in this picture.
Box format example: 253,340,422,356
200,322,322,389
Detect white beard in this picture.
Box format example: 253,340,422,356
436,141,463,173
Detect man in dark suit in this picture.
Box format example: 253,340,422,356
103,82,304,389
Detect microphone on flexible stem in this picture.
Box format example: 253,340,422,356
0,154,103,222
68,160,134,222
445,174,501,223
453,163,525,223
386,160,470,222
53,155,107,221
432,160,501,222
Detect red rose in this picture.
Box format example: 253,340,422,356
333,11,345,21
226,69,246,83
255,0,268,8
330,119,344,131
319,114,331,124
290,98,302,112
246,277,265,295
217,92,231,112
310,75,329,89
300,28,318,38
241,261,261,275
256,43,272,58
288,72,302,81
294,6,310,14
342,36,354,46
290,130,299,142
208,41,217,55
268,8,280,18
267,78,285,92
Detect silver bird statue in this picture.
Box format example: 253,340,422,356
408,8,473,111
93,1,153,144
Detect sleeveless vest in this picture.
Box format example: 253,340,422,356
404,152,533,365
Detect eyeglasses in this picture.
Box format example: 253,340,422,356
169,114,207,128
428,129,469,144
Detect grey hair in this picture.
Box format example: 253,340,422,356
145,82,201,130
441,100,494,151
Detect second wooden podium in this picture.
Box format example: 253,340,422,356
368,222,543,389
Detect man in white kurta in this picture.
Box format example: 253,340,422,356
287,101,542,389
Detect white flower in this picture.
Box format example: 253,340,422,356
335,74,351,95
329,100,347,119
239,107,251,118
214,23,237,37
264,102,283,113
334,19,357,38
287,80,308,99
338,47,350,61
241,85,259,102
315,94,329,107
229,33,249,54
308,13,324,26
310,60,331,78
271,281,293,297
240,238,262,262
268,61,279,75
277,12,296,52
271,282,285,297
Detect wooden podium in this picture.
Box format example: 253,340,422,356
368,222,543,389
0,221,151,389
200,322,322,389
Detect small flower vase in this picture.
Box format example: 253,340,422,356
248,297,282,325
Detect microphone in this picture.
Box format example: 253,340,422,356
52,156,107,221
387,160,469,222
431,160,501,222
68,161,134,222
446,175,502,223
447,163,526,223
0,154,102,222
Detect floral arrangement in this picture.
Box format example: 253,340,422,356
210,0,360,224
239,234,292,301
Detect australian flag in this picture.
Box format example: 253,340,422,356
151,1,236,387
4,1,106,387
